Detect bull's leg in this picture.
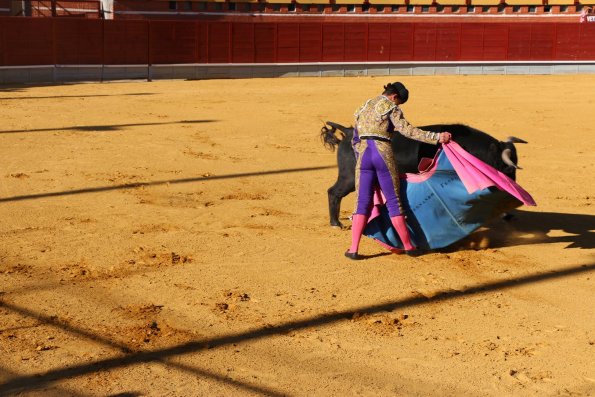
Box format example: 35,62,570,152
328,179,355,228
329,137,357,228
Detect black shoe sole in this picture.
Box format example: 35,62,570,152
344,251,361,260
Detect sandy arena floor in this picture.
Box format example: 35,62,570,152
0,75,594,396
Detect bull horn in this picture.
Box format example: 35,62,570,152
506,136,527,144
501,148,522,170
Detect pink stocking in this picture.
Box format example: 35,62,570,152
390,215,416,251
347,214,368,254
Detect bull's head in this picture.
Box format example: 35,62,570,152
501,136,527,179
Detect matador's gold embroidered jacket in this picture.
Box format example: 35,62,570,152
354,95,439,144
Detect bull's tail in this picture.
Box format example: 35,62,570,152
320,121,353,152
320,124,342,152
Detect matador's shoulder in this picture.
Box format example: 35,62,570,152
373,96,396,116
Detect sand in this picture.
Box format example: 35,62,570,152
0,75,594,396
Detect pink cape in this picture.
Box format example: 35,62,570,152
442,141,536,206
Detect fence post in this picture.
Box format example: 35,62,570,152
365,22,369,63
298,23,301,62
552,23,557,60
228,22,232,63
319,20,323,64
206,21,209,63
458,23,463,62
411,23,416,61
274,22,278,63
195,20,199,63
147,20,152,82
0,17,4,66
100,18,105,82
52,17,57,82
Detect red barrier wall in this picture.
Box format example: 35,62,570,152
1,18,54,65
579,25,595,59
0,18,4,65
1,17,595,66
103,20,148,65
277,23,299,63
54,19,103,64
150,20,198,64
254,23,275,63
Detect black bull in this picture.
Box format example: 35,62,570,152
321,121,527,228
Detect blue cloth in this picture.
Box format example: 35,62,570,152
364,150,522,250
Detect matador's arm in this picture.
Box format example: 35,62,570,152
390,108,440,145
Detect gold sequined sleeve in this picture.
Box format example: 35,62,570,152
354,100,368,121
390,108,440,145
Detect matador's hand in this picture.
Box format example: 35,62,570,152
439,132,452,144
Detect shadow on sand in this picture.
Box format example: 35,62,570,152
0,92,156,101
449,209,595,251
0,165,336,203
1,261,593,395
0,119,215,135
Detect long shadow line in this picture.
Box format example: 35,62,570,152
1,301,133,354
0,301,288,396
1,261,193,297
0,119,215,134
0,366,90,397
1,262,593,395
0,93,156,101
0,275,289,395
0,165,335,203
164,360,288,397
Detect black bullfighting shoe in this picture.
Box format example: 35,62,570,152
405,249,424,257
344,250,361,260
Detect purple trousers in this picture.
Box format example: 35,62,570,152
354,139,403,217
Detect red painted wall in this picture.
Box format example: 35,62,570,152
104,20,148,64
1,18,54,65
54,18,103,64
1,17,594,66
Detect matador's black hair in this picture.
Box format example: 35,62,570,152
382,82,409,104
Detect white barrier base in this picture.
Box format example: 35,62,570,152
1,62,595,84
